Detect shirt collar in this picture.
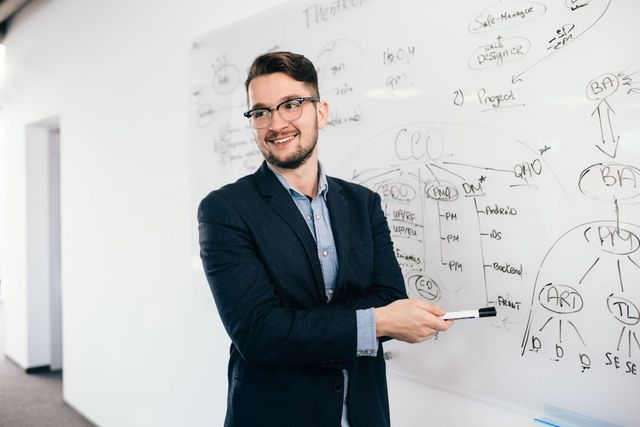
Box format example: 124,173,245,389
266,161,329,201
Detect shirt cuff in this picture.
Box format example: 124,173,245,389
356,308,378,357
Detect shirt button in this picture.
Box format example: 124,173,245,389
322,250,328,256
328,289,334,295
315,215,320,220
307,215,312,220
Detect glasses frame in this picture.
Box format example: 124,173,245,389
243,96,320,129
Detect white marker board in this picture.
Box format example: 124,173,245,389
189,1,640,425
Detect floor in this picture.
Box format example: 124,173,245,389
0,305,95,427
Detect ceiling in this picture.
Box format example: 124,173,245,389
0,0,34,42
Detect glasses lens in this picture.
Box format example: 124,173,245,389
247,99,312,129
277,99,303,121
249,109,270,129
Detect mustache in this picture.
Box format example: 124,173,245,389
265,129,296,140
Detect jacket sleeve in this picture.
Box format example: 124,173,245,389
198,191,358,368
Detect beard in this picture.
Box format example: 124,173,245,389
263,127,318,170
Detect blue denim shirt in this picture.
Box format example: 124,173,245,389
267,162,378,426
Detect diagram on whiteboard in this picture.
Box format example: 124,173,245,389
338,123,567,330
521,62,640,375
190,0,640,423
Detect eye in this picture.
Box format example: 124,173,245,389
251,109,269,119
281,100,302,110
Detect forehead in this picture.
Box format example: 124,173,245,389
247,72,312,106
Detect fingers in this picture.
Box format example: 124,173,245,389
408,300,451,329
375,298,454,343
407,299,447,317
413,300,454,331
431,318,453,332
409,324,444,344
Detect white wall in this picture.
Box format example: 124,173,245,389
1,1,539,426
2,1,289,425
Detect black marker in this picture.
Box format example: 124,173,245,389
440,306,496,320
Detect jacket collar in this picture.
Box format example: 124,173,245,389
254,162,351,298
254,162,325,299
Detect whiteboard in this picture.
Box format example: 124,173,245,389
189,1,640,425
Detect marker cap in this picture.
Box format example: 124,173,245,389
479,307,497,317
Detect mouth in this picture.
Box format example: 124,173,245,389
267,133,297,145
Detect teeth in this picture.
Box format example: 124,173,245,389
271,135,295,144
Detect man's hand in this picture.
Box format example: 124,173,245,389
375,299,453,343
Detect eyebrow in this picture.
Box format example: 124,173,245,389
250,94,306,110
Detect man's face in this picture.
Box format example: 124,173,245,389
247,72,328,169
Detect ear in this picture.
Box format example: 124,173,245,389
316,100,329,129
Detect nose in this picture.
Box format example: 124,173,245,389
268,109,288,131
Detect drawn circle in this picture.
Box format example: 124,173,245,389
316,39,365,129
407,273,441,301
468,1,547,33
607,294,640,325
212,64,240,95
374,180,416,202
315,39,364,88
586,73,619,101
424,179,459,201
578,163,640,204
538,283,583,314
468,37,531,70
582,224,640,255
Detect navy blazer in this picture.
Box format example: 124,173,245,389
198,162,407,427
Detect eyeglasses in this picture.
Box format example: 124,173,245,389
243,97,319,129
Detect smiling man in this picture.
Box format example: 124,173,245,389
198,51,452,427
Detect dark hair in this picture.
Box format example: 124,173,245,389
245,51,319,97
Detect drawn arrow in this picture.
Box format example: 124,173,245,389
619,61,640,94
618,71,640,94
591,98,619,158
351,168,401,183
511,0,611,83
619,70,638,85
492,316,521,331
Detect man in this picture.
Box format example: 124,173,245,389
198,51,452,427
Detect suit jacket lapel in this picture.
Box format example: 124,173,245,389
326,178,351,295
254,162,325,300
